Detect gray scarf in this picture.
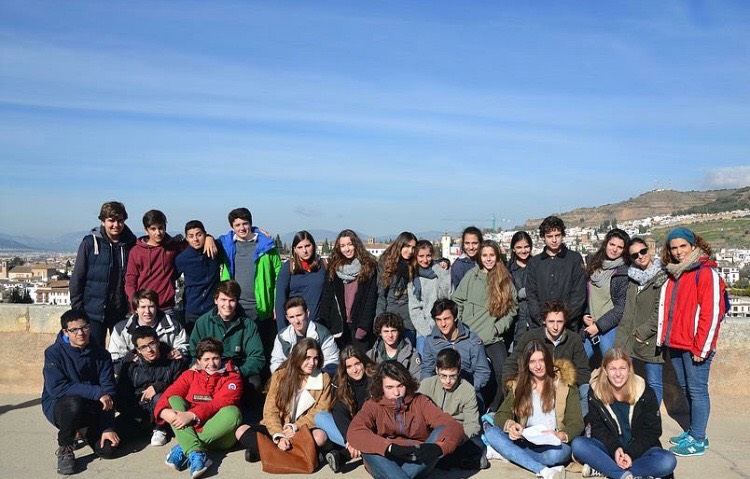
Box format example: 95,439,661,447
665,248,704,280
412,265,438,301
590,257,624,288
336,258,361,283
628,258,663,286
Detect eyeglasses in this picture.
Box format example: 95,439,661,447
66,325,91,335
630,248,649,260
438,373,459,381
137,341,159,352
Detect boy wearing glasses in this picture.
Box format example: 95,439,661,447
42,310,119,475
108,288,188,373
418,348,488,470
117,326,187,446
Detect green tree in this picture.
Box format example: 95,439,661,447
322,238,331,255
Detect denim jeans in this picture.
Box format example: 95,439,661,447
362,427,442,479
669,348,713,441
484,426,571,474
314,411,346,447
415,336,426,356
584,326,618,359
642,362,664,406
578,383,590,418
572,437,676,479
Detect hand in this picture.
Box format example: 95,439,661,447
355,328,368,340
693,354,705,363
505,420,523,441
388,444,419,461
614,448,632,469
583,314,595,326
277,437,292,451
100,430,120,449
282,424,297,438
547,431,568,443
140,385,157,402
203,235,218,258
99,394,114,411
171,411,196,429
345,443,361,459
584,324,599,337
168,348,183,360
415,443,442,463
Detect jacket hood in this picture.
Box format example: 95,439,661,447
90,224,137,247
506,358,577,391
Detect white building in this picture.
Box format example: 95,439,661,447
718,267,740,286
34,280,71,306
727,295,750,318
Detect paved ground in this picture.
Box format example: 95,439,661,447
1,394,748,479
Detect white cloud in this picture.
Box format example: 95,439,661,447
705,166,750,188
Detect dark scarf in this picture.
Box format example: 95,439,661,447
395,258,411,290
412,265,438,301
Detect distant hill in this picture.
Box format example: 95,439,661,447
0,233,33,250
523,188,743,229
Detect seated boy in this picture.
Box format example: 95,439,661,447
155,338,243,478
175,220,222,334
125,209,216,315
366,312,421,380
42,310,120,475
190,280,265,394
418,349,488,470
69,200,137,347
502,299,590,414
270,296,339,375
108,288,188,370
421,299,491,394
117,326,187,446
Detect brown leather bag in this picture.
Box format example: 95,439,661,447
257,425,319,474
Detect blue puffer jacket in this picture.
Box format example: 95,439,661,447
70,225,137,324
175,246,222,316
451,256,476,290
420,322,491,392
41,332,117,428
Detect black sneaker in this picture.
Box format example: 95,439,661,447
244,448,260,463
326,449,351,473
56,445,75,475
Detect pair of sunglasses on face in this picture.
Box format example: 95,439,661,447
630,247,648,260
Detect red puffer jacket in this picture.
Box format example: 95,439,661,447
154,362,242,429
657,257,726,359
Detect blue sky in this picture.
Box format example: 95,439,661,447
1,0,749,238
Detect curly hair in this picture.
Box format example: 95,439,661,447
478,240,516,318
378,231,417,288
326,229,377,284
539,216,566,237
661,231,713,265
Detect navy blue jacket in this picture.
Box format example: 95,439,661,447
70,225,137,324
175,245,222,316
274,261,327,331
451,256,477,290
42,332,117,429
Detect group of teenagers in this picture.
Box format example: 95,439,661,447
42,201,728,479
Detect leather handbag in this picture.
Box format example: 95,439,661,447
257,425,319,474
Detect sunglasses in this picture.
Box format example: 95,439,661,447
630,248,649,260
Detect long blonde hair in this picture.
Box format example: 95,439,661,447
593,348,637,405
479,240,515,318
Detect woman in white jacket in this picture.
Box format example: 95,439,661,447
408,240,451,355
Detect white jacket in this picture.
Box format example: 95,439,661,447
270,321,339,375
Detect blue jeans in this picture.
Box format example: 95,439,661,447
484,426,571,474
314,411,346,447
415,335,426,356
362,427,442,479
572,437,676,479
584,326,618,359
578,383,590,418
642,362,664,406
669,348,713,441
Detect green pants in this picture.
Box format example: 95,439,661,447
167,396,241,456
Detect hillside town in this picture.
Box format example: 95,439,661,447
2,208,750,318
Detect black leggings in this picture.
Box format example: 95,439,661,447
484,341,508,412
53,395,115,457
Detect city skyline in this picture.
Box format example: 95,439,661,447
1,1,749,237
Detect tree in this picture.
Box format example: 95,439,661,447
322,238,331,255
274,234,283,252
8,257,24,268
9,287,33,304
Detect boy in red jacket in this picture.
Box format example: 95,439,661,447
155,338,242,478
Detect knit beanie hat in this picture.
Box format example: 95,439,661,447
666,227,696,246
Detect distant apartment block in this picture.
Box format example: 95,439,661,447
728,295,750,318
365,238,389,258
8,264,58,282
34,280,71,305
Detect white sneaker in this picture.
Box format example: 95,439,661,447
581,463,604,477
151,429,168,446
539,465,566,479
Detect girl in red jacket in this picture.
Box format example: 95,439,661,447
155,338,243,478
656,227,726,457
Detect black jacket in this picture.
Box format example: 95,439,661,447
70,225,137,324
330,375,372,438
118,342,187,398
526,244,587,331
585,372,663,459
503,327,590,385
319,270,378,338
